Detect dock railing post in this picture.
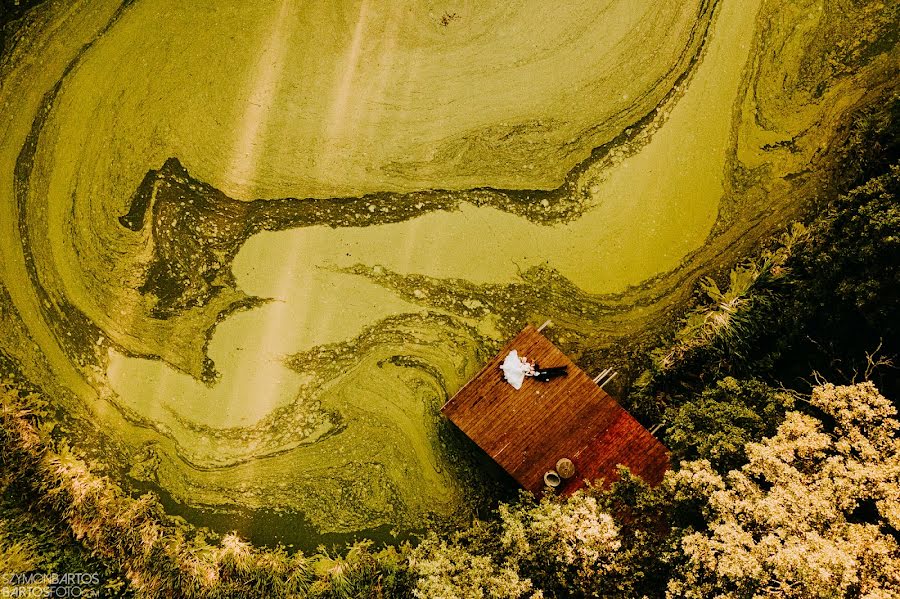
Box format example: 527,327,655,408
593,369,617,389
600,371,617,389
592,368,611,384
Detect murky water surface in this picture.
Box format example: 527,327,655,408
1,0,895,543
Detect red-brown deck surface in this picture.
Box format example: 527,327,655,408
441,325,669,495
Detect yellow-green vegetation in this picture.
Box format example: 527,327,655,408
1,0,899,586
0,383,411,598
668,382,900,598
0,522,41,581
2,0,897,539
5,378,898,598
662,377,796,472
650,222,810,374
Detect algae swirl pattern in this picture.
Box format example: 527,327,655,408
0,0,896,541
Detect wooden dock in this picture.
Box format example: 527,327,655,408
441,325,669,495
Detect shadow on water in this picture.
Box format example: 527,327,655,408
125,424,521,553
128,477,409,553
1,0,51,58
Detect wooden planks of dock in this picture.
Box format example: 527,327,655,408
441,325,669,495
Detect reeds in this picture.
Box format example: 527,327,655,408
652,224,808,375
0,383,408,598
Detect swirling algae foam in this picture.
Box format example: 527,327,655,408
0,0,897,545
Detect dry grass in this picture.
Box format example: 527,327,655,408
0,383,407,599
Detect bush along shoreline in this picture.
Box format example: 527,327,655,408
626,160,900,474
0,383,414,598
3,375,899,598
403,138,900,597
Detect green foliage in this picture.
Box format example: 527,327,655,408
0,382,414,599
837,98,900,192
409,534,535,599
667,383,900,598
410,481,692,599
792,164,900,338
0,503,134,597
664,377,795,472
651,260,774,375
0,519,41,577
646,221,810,385
591,470,696,598
498,493,624,597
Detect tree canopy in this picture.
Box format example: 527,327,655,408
668,382,900,598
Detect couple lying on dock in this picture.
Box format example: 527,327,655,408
500,349,567,389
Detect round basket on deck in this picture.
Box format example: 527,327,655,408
556,458,575,479
543,470,561,488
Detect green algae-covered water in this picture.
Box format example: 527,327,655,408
1,0,897,545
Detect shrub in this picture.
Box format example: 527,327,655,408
0,382,405,598
409,535,535,599
664,377,795,471
667,382,900,598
